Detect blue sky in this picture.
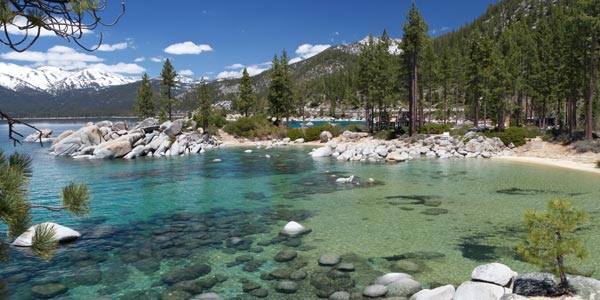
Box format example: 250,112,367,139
0,0,497,79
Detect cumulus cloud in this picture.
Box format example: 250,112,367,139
179,69,194,76
134,57,145,62
289,43,331,64
216,62,271,79
0,45,144,74
226,63,244,69
97,42,129,52
164,41,213,55
150,57,165,63
1,16,92,37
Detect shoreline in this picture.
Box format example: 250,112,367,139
492,156,600,175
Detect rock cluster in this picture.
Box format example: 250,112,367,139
23,129,54,143
311,131,511,162
48,118,221,159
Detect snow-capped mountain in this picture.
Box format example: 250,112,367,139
0,62,137,94
336,35,402,55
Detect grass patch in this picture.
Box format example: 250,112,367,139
485,127,529,147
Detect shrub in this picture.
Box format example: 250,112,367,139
285,124,342,142
344,123,367,132
223,115,282,139
517,198,589,295
486,126,529,147
450,126,470,137
596,160,600,169
374,130,396,140
572,140,600,153
419,123,452,135
526,126,542,138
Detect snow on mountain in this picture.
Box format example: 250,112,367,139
337,36,402,55
0,62,136,94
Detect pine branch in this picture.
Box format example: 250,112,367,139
0,110,43,146
31,223,57,258
28,204,64,211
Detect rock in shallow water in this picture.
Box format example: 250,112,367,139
471,262,516,287
12,222,80,247
275,280,299,294
274,250,298,262
363,284,388,297
160,263,211,284
410,284,455,300
280,221,311,237
319,254,341,266
30,283,68,299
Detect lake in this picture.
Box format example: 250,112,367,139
1,121,599,300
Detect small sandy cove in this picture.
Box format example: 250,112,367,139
493,137,600,175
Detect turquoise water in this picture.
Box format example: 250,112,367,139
1,122,600,300
285,120,365,128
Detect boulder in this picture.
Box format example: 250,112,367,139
51,125,102,156
567,275,600,299
24,129,53,143
454,281,507,300
375,273,414,285
311,146,332,158
471,263,516,287
274,250,298,262
169,140,181,156
134,117,157,131
386,151,408,162
512,273,560,297
363,284,388,298
111,121,128,131
51,130,74,146
124,145,146,159
321,131,333,143
318,254,341,266
160,263,211,284
12,222,81,247
275,280,298,294
329,291,351,300
335,176,354,183
95,120,113,128
410,284,455,300
30,283,68,299
94,140,132,159
280,221,311,237
386,277,422,297
165,119,184,137
294,138,305,144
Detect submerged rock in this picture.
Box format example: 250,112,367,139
280,221,311,237
30,283,68,299
319,254,341,266
12,222,80,247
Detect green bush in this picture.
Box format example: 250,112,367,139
374,130,396,140
192,113,227,130
572,140,600,153
344,123,367,132
285,124,342,142
419,123,452,134
526,126,542,138
596,160,600,169
223,115,284,139
486,126,529,147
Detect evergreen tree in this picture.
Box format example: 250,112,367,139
133,73,155,120
518,198,589,294
268,50,294,123
402,1,429,136
160,58,178,121
280,50,295,119
237,68,255,117
358,35,377,132
467,33,492,128
197,80,211,130
578,0,600,140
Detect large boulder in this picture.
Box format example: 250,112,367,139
410,284,455,300
51,130,74,146
454,281,508,300
24,129,53,143
124,145,146,159
165,119,184,137
320,131,333,143
386,277,421,297
567,275,600,299
512,273,560,297
280,221,311,237
374,273,413,285
12,222,81,247
471,263,516,287
363,284,388,298
311,146,332,158
160,263,211,284
50,125,102,156
93,140,132,159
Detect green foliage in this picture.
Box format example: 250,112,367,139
158,108,168,124
596,160,600,168
31,223,57,258
160,58,178,120
268,50,295,122
485,126,529,147
286,124,342,141
62,182,90,217
344,123,367,133
237,68,256,117
518,198,589,292
374,129,397,141
419,123,452,134
223,116,285,139
133,73,154,120
196,80,212,130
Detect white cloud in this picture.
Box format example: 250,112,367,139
226,63,244,69
1,16,92,37
179,69,194,76
216,62,271,79
150,57,165,63
97,42,129,52
289,43,331,64
164,41,213,55
0,45,144,74
134,57,145,62
89,63,146,74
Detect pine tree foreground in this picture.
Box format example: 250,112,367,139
517,198,590,295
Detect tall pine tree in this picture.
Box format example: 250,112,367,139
133,73,154,120
197,79,211,130
160,58,178,121
237,68,255,117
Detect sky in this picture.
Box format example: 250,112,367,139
0,0,498,80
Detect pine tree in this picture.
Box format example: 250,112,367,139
160,58,178,121
518,198,589,294
578,0,600,140
467,33,492,129
402,1,429,136
197,79,211,130
133,73,155,120
280,50,295,120
358,35,377,132
268,51,294,123
237,68,255,117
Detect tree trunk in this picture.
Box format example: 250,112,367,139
542,98,547,129
474,90,479,129
586,34,596,141
428,86,433,135
409,53,418,136
444,79,448,124
516,91,523,127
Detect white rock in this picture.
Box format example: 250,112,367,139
311,146,332,158
336,175,354,183
471,263,516,287
280,221,310,237
386,277,422,297
294,138,305,144
410,284,455,300
93,140,132,159
375,273,413,285
363,284,388,297
244,149,253,153
12,222,81,247
453,281,508,300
